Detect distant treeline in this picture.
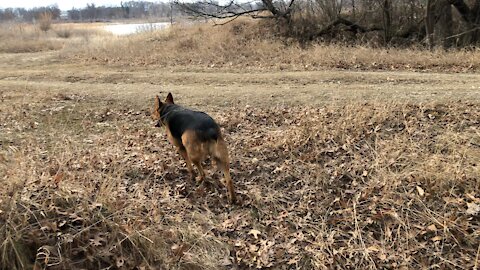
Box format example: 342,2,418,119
0,5,61,22
0,1,182,22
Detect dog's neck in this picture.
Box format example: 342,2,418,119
160,104,183,122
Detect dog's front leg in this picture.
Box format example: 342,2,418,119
178,147,195,181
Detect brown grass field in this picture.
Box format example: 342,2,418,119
0,20,479,269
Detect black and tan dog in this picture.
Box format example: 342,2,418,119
151,93,235,203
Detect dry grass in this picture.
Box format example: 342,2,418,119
0,81,479,268
2,19,480,72
1,17,479,269
0,23,62,53
0,22,107,54
70,19,480,72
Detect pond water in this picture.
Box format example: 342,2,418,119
103,22,170,35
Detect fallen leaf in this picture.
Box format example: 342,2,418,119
431,236,442,242
249,244,259,252
89,234,106,247
416,186,425,197
249,229,261,239
171,243,189,257
466,202,480,215
53,172,64,186
426,224,437,232
377,252,387,261
273,166,284,174
220,256,232,266
287,255,301,265
367,245,380,252
443,197,463,204
466,193,480,203
116,256,125,267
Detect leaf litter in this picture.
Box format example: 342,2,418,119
0,99,479,269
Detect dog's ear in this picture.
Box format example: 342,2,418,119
165,92,174,104
154,95,162,109
152,96,162,121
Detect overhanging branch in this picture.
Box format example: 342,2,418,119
174,0,267,20
174,0,295,22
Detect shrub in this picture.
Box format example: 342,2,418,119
55,28,72,38
38,12,53,32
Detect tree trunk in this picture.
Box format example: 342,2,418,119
473,0,480,43
449,0,474,23
383,0,392,44
436,0,453,49
262,0,280,17
449,0,480,45
426,0,435,50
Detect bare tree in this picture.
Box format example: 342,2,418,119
437,0,453,48
426,0,435,50
382,0,392,44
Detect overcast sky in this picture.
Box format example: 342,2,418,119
0,0,124,10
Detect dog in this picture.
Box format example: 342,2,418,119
151,93,236,203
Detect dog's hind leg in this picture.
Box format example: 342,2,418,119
212,137,236,204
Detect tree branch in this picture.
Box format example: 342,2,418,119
175,0,295,22
175,1,267,20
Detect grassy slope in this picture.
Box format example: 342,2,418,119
69,19,480,73
0,20,480,269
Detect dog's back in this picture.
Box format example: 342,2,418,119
162,104,221,142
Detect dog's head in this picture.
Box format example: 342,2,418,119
151,93,174,127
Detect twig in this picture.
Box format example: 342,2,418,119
474,242,480,270
353,195,377,269
444,26,480,40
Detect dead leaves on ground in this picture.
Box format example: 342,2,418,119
1,101,479,269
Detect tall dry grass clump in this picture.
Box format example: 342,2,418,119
70,19,480,72
38,12,53,32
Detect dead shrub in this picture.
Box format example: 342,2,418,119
176,36,198,51
38,12,53,32
55,28,72,38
